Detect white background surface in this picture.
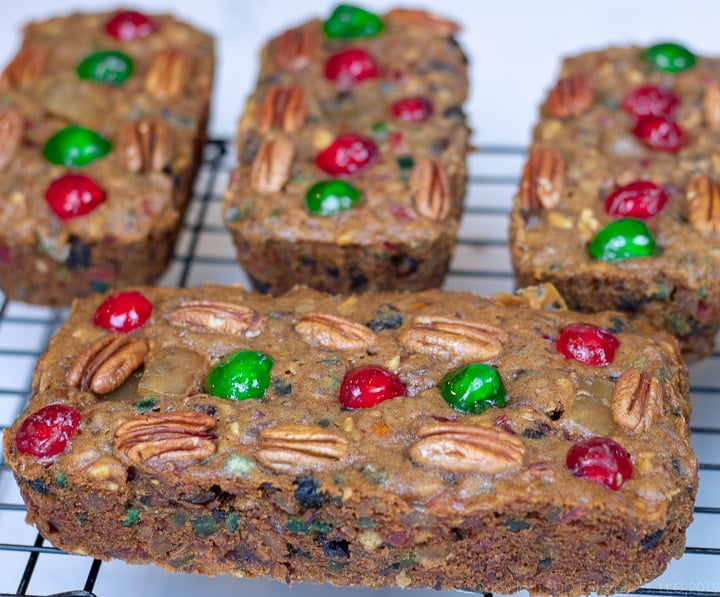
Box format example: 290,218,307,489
1,2,720,597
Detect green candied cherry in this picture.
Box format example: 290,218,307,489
588,218,656,263
643,42,696,73
77,50,133,84
305,179,361,216
323,4,383,39
439,363,506,414
204,350,273,400
43,125,112,167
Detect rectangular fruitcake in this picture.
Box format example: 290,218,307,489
223,5,469,294
0,10,214,305
509,43,720,361
3,282,697,596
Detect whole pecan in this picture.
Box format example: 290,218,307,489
269,24,316,71
704,81,720,131
399,315,509,361
117,119,173,173
295,312,376,351
546,71,594,119
611,369,663,433
250,137,294,193
384,9,460,36
0,110,23,171
255,424,348,473
519,147,565,211
66,334,147,395
410,159,452,221
168,300,265,337
145,48,193,100
686,173,720,235
257,86,307,134
1,46,47,89
409,423,525,474
115,411,216,465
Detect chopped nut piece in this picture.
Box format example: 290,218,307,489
1,46,47,89
145,48,193,99
250,137,294,193
612,369,663,433
257,86,307,134
256,424,348,473
269,24,316,71
168,300,265,337
686,173,720,235
0,110,23,171
519,147,565,211
410,159,452,221
547,71,594,118
295,312,376,351
117,119,173,173
384,9,460,36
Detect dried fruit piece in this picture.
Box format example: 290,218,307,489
305,179,361,216
256,424,348,473
66,334,147,394
270,25,316,71
45,174,106,220
257,85,307,134
117,119,173,173
703,81,720,131
0,110,23,171
409,423,524,474
295,312,376,351
390,97,434,122
315,133,377,176
410,159,451,222
557,323,619,367
339,365,406,409
1,46,47,89
15,404,81,463
632,116,686,152
93,290,153,333
324,48,378,89
399,315,509,361
519,147,565,211
323,5,383,39
204,350,273,401
686,174,720,235
105,10,158,41
114,411,216,465
383,9,460,37
168,301,265,337
250,137,295,193
643,42,696,73
588,218,656,262
604,180,667,219
566,437,633,490
77,50,133,84
547,71,594,118
622,85,679,119
43,125,112,167
144,48,192,100
612,369,663,433
439,363,506,414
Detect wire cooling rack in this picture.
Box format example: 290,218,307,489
0,139,719,597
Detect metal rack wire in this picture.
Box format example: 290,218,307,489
0,139,719,597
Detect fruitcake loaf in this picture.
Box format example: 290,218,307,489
3,282,697,596
223,4,469,294
0,10,214,305
509,43,720,361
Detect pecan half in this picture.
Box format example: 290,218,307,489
547,71,594,119
1,46,47,89
117,119,173,173
66,334,147,394
295,312,376,351
409,423,524,474
0,110,23,171
256,424,348,473
686,173,720,235
145,48,193,100
399,315,509,361
519,147,565,211
704,81,720,131
257,86,307,134
250,137,294,193
410,159,452,221
269,24,316,71
384,9,460,36
611,369,663,433
168,300,265,337
115,411,216,465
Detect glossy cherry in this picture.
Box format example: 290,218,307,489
390,96,434,122
45,174,106,221
15,404,81,463
105,10,159,41
604,180,668,219
566,437,633,491
632,116,686,152
339,365,406,409
204,350,273,401
315,133,378,176
323,4,383,39
43,125,112,167
588,218,656,262
93,290,152,333
556,323,619,367
77,50,133,84
439,363,506,414
305,179,361,215
621,85,679,119
643,42,696,74
324,48,378,89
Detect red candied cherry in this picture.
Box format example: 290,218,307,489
390,96,434,122
566,437,633,491
604,180,668,219
15,404,81,463
632,116,686,152
105,10,158,41
557,323,619,367
339,365,406,409
45,174,106,221
622,85,679,119
315,133,378,176
93,290,152,333
324,48,379,89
